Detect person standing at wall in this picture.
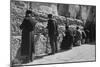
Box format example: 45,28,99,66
20,10,35,63
60,25,73,50
47,14,58,55
73,27,82,46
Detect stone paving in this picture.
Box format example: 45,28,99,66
21,44,95,66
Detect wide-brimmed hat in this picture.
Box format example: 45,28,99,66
48,14,52,18
26,10,32,15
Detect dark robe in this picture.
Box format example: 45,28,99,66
61,29,73,50
47,19,58,37
20,17,34,60
47,19,58,54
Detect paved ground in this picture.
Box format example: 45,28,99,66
19,44,95,66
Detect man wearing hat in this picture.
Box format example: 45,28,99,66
47,14,58,55
20,10,35,63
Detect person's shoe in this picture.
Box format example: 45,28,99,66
48,53,54,55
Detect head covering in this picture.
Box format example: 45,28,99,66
66,25,69,30
48,14,52,18
76,26,79,30
25,10,32,17
26,10,32,14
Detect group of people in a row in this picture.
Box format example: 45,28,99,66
19,10,87,63
60,25,86,50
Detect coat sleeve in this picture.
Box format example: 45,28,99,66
54,20,58,36
83,31,87,38
20,20,25,30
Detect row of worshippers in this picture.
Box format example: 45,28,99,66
19,10,86,63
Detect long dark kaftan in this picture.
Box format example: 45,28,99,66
20,17,35,59
47,19,58,54
61,29,73,50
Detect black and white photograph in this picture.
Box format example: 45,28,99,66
10,0,96,67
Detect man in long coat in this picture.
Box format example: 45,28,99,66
47,14,58,55
20,10,35,63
